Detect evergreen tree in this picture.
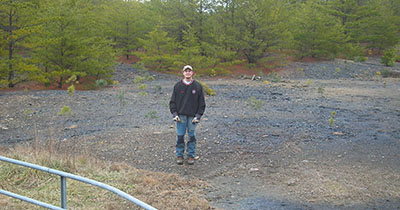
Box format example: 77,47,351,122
33,0,115,88
235,0,291,63
291,0,347,59
135,25,178,71
0,0,44,88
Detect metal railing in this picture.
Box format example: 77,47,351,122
0,155,157,210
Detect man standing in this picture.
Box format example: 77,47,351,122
169,65,206,165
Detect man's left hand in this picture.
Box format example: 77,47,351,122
192,117,200,123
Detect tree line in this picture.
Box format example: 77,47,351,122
1,0,399,88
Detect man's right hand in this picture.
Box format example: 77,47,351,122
173,116,181,122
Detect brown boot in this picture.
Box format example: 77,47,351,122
176,156,184,165
187,157,195,165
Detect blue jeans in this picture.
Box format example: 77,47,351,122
176,115,197,158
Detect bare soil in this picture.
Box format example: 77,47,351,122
0,59,399,209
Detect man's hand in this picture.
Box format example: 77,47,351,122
192,117,200,124
173,116,181,122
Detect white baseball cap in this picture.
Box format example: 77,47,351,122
182,65,193,72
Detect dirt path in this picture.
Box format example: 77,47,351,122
1,61,400,209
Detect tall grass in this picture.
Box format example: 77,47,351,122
0,146,212,210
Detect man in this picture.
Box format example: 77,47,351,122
169,65,206,165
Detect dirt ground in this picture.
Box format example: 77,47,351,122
0,60,399,209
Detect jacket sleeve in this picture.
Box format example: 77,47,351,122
195,84,206,119
169,85,178,117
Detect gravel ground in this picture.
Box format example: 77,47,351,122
1,58,400,209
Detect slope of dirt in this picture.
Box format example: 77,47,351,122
0,59,399,209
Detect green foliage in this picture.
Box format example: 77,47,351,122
247,96,264,110
133,76,145,84
156,85,162,92
0,0,45,88
32,0,115,88
198,80,216,96
329,111,336,127
147,76,155,81
95,79,108,88
267,72,280,83
138,84,147,90
139,91,147,96
381,69,393,78
354,56,368,62
381,48,397,67
135,25,178,71
116,90,127,114
67,85,75,96
58,106,72,116
144,111,158,119
317,85,325,95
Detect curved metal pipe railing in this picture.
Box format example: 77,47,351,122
0,155,157,210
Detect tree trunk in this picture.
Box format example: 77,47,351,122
7,5,15,88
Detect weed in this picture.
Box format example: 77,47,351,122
305,79,312,86
58,106,72,116
113,80,119,86
376,71,381,76
329,111,336,127
381,69,392,78
147,75,155,81
67,85,75,96
133,76,145,84
116,90,127,114
334,67,341,75
247,96,264,110
139,91,147,96
354,56,368,62
198,80,216,96
267,72,280,83
95,79,108,88
145,111,158,119
317,85,325,95
297,68,304,73
322,66,327,71
138,84,147,90
263,80,269,85
156,85,162,92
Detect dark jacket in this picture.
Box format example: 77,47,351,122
169,79,206,119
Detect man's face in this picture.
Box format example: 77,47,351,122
183,69,194,78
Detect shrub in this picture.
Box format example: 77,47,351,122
381,48,396,67
138,84,147,90
381,69,392,78
58,106,72,116
95,79,108,88
144,111,158,119
147,75,155,81
354,56,368,62
267,72,280,83
247,96,264,110
133,76,145,84
198,80,216,96
67,85,75,96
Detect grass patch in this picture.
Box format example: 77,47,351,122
0,146,212,210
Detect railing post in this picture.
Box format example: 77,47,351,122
61,176,67,209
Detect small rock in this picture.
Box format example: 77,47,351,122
250,168,259,172
287,178,297,186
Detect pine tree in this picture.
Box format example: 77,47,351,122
136,25,178,71
0,0,44,88
291,0,347,59
33,0,115,88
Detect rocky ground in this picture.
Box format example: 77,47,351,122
0,57,400,209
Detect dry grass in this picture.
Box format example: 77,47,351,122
0,145,213,210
